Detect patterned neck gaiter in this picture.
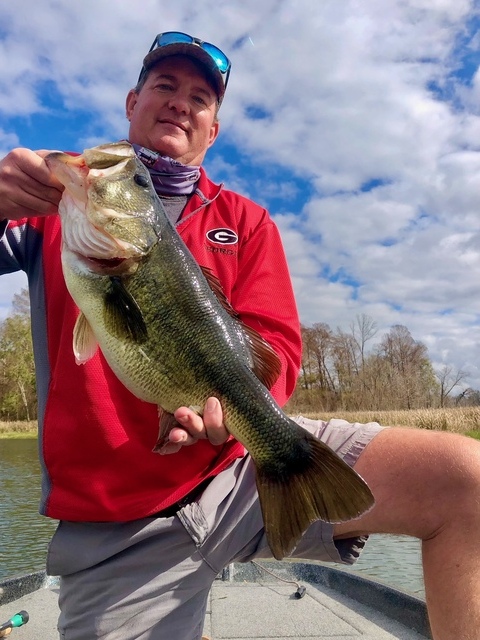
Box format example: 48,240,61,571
131,143,201,196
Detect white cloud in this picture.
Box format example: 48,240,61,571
0,130,19,158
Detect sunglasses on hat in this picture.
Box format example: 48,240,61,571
138,31,231,92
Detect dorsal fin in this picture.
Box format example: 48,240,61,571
200,265,282,390
242,324,282,390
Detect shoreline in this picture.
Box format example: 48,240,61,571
0,432,38,439
0,421,38,439
2,406,480,439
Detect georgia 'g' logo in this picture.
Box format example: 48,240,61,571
206,228,238,245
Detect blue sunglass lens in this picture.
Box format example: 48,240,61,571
201,43,230,73
157,32,193,46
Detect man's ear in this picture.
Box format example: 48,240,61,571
125,89,138,121
208,120,220,148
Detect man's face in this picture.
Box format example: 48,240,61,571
126,55,220,166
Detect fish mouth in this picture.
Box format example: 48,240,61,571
78,254,140,275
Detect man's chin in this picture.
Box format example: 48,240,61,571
149,133,187,161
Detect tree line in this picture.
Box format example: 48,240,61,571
0,289,36,421
285,315,474,413
0,290,476,420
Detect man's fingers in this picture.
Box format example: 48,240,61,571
21,150,64,204
156,430,189,455
202,397,229,445
0,148,63,220
156,424,204,455
172,408,206,438
165,398,229,448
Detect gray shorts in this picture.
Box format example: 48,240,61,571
47,417,384,640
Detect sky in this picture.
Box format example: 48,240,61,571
1,0,480,389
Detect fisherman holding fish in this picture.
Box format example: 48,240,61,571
1,31,480,640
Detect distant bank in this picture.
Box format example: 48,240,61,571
3,406,480,438
0,421,38,438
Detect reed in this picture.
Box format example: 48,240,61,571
0,420,38,438
2,407,480,438
297,406,480,434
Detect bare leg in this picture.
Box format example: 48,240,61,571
334,428,480,640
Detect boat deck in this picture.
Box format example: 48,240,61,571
0,562,430,639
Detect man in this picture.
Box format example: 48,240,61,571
1,32,480,640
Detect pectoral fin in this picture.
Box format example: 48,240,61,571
104,276,148,343
73,312,98,364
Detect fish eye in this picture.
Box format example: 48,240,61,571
134,173,150,188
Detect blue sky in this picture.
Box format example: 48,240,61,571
2,0,480,388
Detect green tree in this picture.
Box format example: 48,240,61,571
0,288,36,420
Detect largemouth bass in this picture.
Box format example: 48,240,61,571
45,142,374,560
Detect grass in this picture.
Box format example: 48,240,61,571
292,406,480,436
2,407,480,438
0,420,38,438
465,430,480,440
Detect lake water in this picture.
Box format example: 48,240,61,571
0,438,58,580
0,438,425,597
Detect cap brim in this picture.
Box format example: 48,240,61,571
142,43,225,100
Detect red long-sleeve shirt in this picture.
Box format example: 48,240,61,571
0,167,302,521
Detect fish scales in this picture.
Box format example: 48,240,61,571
46,141,375,560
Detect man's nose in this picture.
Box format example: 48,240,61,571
167,91,190,113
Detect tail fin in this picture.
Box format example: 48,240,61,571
255,429,374,560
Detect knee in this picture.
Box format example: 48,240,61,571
429,433,480,526
337,428,480,541
444,433,480,488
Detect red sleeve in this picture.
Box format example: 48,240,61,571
231,218,301,406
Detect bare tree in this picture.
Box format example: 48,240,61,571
436,364,470,408
350,314,378,369
330,330,360,408
377,325,437,409
296,323,338,410
291,319,457,413
455,388,480,406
